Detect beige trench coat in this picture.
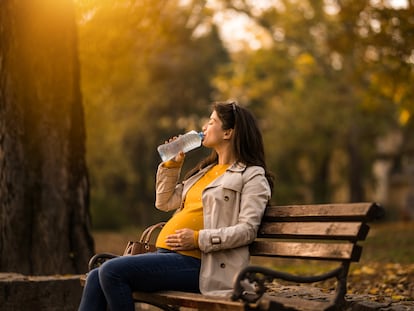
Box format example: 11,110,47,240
155,162,271,297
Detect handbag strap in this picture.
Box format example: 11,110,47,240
139,222,166,244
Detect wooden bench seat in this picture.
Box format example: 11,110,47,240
81,202,384,311
133,291,248,311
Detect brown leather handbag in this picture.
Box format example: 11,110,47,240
123,222,166,256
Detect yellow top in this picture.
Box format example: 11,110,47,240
156,164,229,258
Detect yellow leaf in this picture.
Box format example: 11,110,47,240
361,266,376,275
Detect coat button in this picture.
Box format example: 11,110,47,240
220,263,226,268
224,196,229,201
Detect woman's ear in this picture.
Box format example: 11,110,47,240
223,129,233,140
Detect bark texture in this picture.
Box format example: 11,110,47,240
0,0,94,274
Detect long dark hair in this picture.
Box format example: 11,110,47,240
185,101,274,193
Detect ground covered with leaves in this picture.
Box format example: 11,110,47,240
348,221,414,303
258,221,414,307
348,262,414,304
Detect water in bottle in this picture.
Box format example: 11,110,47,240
157,130,204,162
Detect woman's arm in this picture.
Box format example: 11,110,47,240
154,161,184,212
198,166,271,253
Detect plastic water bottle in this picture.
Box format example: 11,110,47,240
157,130,204,162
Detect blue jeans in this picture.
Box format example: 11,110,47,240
78,249,201,311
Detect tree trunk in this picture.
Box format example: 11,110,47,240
312,152,331,203
347,126,365,202
0,0,94,274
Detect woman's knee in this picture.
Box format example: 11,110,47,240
98,258,119,283
85,268,100,285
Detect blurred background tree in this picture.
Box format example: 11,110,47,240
213,0,413,206
75,0,414,229
76,0,229,228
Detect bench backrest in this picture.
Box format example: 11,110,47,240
250,202,384,262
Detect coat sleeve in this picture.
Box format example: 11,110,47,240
154,163,184,212
198,166,271,253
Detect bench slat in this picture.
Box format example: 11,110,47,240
258,222,369,241
250,241,362,261
133,291,245,311
263,202,382,221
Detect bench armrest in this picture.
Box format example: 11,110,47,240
88,253,119,271
231,264,348,307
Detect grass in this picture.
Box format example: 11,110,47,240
361,221,414,264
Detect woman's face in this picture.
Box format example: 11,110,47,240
202,110,227,148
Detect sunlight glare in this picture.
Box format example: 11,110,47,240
387,0,409,8
246,0,283,14
324,0,340,15
206,0,409,52
370,0,409,8
213,10,272,51
407,50,414,64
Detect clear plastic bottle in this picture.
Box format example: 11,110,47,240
157,130,204,162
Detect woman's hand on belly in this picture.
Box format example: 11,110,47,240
166,228,197,251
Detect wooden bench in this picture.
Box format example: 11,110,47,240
81,202,384,311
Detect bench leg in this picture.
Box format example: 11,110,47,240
332,262,350,310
